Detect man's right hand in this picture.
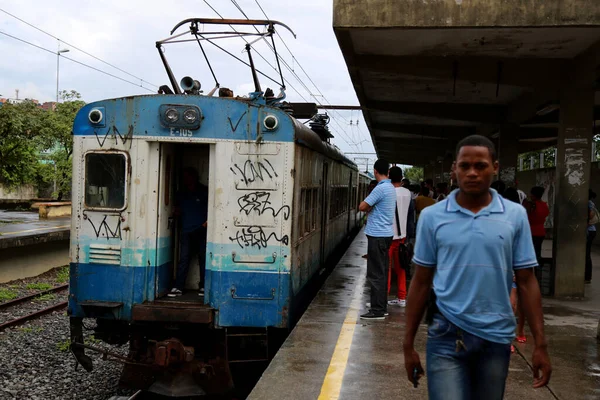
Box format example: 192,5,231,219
403,345,424,385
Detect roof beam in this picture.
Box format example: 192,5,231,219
376,137,457,151
372,123,476,140
354,55,564,88
366,100,506,123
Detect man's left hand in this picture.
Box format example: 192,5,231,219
532,345,552,388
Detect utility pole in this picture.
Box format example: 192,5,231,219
56,43,70,103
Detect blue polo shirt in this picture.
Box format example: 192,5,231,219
176,184,208,233
413,189,537,344
364,179,395,237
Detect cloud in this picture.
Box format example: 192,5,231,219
0,0,376,157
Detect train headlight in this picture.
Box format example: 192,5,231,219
263,115,278,131
165,108,179,123
183,109,198,124
159,104,202,130
88,109,103,124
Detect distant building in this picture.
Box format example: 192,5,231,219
0,98,55,110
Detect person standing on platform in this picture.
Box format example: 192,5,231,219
415,186,435,221
586,190,599,284
424,179,435,198
359,160,395,320
526,186,549,264
387,166,413,307
403,135,551,399
362,180,379,259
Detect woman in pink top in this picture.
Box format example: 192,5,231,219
516,186,549,343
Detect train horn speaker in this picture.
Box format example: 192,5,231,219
180,76,201,94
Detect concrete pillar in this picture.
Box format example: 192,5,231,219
498,124,519,186
443,154,454,183
424,163,434,182
553,60,594,298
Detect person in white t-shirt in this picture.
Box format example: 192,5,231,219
387,166,412,307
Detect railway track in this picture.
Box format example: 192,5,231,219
0,284,69,331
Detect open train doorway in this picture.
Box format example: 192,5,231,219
155,142,211,302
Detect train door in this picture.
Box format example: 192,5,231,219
319,162,329,267
155,143,176,297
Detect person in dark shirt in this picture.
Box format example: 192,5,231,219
168,167,209,297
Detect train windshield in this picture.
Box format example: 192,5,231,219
84,152,127,209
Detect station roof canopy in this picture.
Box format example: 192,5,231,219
333,0,600,166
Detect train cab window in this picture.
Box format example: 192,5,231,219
85,152,127,209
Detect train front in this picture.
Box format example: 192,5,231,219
67,88,296,395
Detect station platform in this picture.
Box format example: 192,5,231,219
0,210,70,283
249,230,600,400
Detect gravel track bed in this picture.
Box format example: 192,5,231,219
0,291,68,325
0,267,69,305
0,312,134,400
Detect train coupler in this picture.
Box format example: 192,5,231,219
69,317,93,372
147,338,195,367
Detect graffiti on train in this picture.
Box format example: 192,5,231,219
230,159,279,186
94,125,134,148
228,111,247,132
86,214,122,240
237,191,291,220
229,226,289,249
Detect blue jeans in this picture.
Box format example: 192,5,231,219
175,228,207,290
426,313,511,400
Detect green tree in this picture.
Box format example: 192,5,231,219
404,167,424,184
0,100,45,188
41,90,85,199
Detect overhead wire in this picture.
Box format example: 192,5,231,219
201,0,311,103
252,0,375,155
0,7,159,89
226,0,361,151
252,0,351,125
0,30,155,93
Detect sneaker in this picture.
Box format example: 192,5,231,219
388,299,406,307
198,288,205,296
360,312,385,320
366,303,389,316
167,288,182,297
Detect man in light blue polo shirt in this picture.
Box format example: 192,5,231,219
403,135,552,399
359,159,396,320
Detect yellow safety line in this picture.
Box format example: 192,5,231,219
1,225,70,236
317,267,366,400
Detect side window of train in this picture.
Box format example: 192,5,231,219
84,152,128,210
299,189,306,237
311,188,318,231
304,188,311,235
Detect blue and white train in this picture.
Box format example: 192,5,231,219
68,18,370,396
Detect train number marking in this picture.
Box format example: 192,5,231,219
169,128,193,137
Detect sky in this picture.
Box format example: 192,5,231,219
0,0,393,170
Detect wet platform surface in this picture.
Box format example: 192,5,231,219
249,229,600,399
0,210,70,240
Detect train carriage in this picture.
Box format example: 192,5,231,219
68,18,370,396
